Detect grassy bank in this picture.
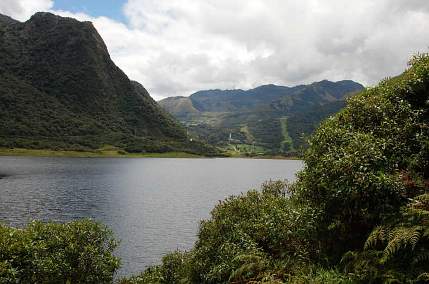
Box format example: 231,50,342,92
0,147,300,159
250,154,301,160
225,153,300,160
0,148,203,158
221,143,300,159
223,150,300,160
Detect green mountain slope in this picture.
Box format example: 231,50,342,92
123,54,429,284
159,80,364,154
0,13,213,154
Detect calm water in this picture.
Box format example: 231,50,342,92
0,156,303,276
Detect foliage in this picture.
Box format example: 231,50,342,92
342,194,429,283
286,265,353,284
122,54,429,283
121,181,321,284
187,181,320,283
119,251,193,284
292,53,429,260
0,219,120,283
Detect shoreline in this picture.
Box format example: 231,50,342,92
0,148,203,158
0,148,300,160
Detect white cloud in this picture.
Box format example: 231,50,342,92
1,0,429,100
0,0,53,21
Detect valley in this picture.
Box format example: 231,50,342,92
160,81,364,155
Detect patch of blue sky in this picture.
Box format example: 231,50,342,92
53,0,127,22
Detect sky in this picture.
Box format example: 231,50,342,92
0,0,428,100
52,0,126,22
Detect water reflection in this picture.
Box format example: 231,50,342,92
0,156,303,276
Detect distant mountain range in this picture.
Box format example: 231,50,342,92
160,80,364,154
0,12,213,154
0,12,364,156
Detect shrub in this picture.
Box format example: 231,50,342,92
292,54,429,259
116,54,429,283
0,219,120,283
119,251,192,284
121,181,319,284
342,193,429,283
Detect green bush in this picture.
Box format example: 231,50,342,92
0,219,120,283
342,193,429,283
121,53,429,284
286,265,353,284
120,251,192,284
188,181,319,283
121,181,320,284
293,53,429,260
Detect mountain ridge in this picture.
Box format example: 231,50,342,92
0,12,214,154
162,80,363,114
159,80,364,154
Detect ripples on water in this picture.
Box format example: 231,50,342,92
0,156,303,276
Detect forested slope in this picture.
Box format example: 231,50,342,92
127,54,429,283
160,81,363,154
0,13,214,154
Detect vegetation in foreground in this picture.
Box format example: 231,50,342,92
0,220,120,283
121,54,429,283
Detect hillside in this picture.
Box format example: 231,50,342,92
0,12,213,154
124,53,429,284
160,80,364,155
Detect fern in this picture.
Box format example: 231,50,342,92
354,193,429,281
382,226,421,261
417,272,429,281
405,207,429,219
365,225,423,261
412,251,429,265
415,193,429,204
364,226,386,250
229,254,267,282
423,226,429,238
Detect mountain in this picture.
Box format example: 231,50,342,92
0,12,212,154
159,80,364,154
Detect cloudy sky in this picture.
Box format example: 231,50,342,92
0,0,428,100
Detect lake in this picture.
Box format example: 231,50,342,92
0,156,303,276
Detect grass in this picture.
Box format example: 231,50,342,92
0,147,299,160
220,144,299,159
0,148,203,158
280,117,294,152
222,143,266,156
252,154,301,160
